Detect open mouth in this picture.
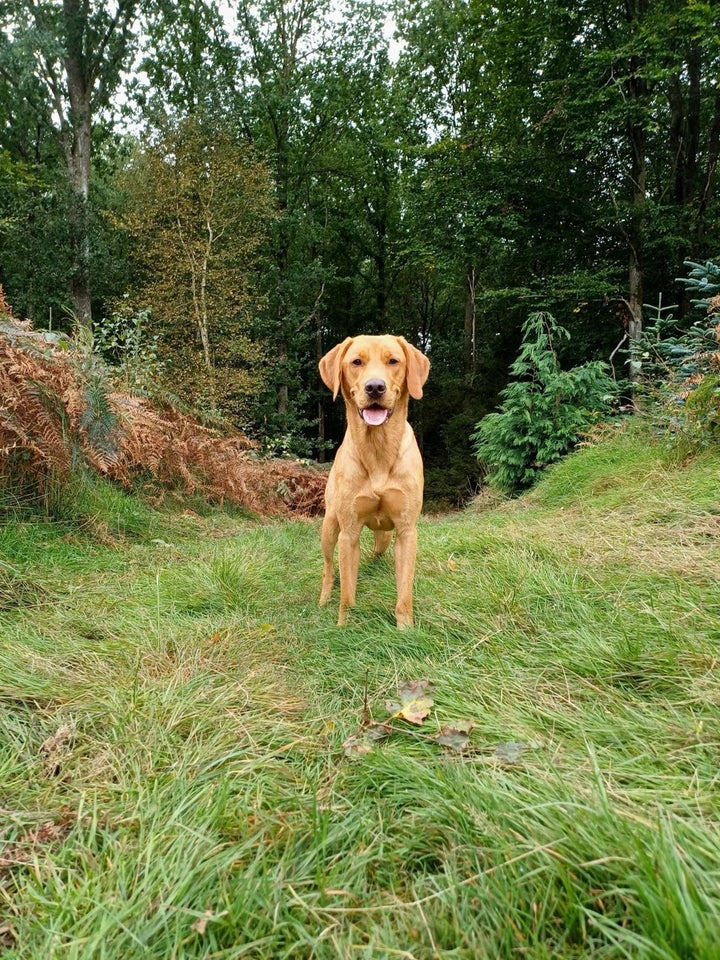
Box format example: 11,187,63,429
359,403,392,426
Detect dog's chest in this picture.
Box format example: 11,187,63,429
353,485,406,531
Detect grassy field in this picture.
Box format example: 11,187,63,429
2,423,720,959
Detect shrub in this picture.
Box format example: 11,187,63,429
92,300,163,395
471,311,617,494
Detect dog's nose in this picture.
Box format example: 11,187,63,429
364,379,386,399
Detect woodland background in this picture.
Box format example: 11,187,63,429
1,0,719,503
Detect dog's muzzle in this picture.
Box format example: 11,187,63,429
359,403,393,426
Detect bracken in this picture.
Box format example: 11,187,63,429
0,311,326,517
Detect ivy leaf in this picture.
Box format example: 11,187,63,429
386,680,436,725
343,723,389,757
435,720,475,752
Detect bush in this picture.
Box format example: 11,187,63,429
92,300,163,395
0,324,120,512
471,311,617,494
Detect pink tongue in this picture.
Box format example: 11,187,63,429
362,407,389,426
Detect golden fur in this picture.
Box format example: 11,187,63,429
318,335,430,627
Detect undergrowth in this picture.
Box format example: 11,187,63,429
1,420,719,959
0,322,326,519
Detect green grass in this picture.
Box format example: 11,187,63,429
2,422,720,959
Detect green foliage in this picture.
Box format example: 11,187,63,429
79,369,120,470
641,261,720,451
0,156,74,326
682,259,720,310
472,312,617,493
643,262,720,378
684,374,720,442
117,115,275,424
92,300,164,395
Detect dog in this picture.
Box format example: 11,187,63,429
318,335,430,628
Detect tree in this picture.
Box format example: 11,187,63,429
232,0,330,425
0,0,139,325
535,0,720,373
118,116,276,420
137,0,238,118
394,0,590,386
231,0,405,437
395,0,720,387
472,312,617,493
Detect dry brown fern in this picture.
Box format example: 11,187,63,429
1,318,326,517
108,394,326,516
0,284,14,317
1,339,76,486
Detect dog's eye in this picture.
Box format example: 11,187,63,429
387,358,400,365
351,358,363,366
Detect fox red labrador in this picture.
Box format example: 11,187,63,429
318,335,430,628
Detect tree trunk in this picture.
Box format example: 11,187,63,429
277,340,289,418
67,174,92,328
463,262,476,385
63,0,93,327
697,89,720,247
375,211,388,326
316,324,326,462
626,131,645,384
627,72,646,376
627,243,643,381
669,45,701,209
624,1,649,385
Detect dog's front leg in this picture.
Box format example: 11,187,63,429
337,527,361,625
319,512,339,606
393,525,417,629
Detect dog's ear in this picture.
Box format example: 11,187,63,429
399,338,430,400
319,337,353,400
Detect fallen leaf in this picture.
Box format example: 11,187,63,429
495,741,526,763
0,921,17,949
40,724,75,756
436,720,475,752
386,680,436,725
0,822,69,872
40,723,76,777
343,723,389,757
191,910,227,935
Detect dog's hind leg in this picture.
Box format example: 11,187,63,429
373,530,393,557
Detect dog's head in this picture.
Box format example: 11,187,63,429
319,335,430,426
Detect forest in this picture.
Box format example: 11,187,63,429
1,0,719,502
3,4,720,955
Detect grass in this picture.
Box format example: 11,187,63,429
1,422,720,959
